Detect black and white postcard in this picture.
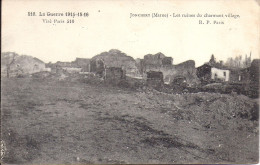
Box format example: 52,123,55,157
1,0,259,164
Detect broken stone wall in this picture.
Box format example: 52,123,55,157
105,67,126,84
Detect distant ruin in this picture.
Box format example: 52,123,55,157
146,71,164,88
104,67,126,85
1,50,259,92
1,52,48,77
90,49,139,76
136,52,198,85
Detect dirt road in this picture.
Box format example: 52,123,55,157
1,78,258,164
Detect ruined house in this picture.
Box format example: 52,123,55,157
90,59,105,77
146,71,164,88
197,64,230,82
104,67,126,84
227,59,259,84
55,61,76,67
172,60,198,84
1,52,47,77
211,67,230,81
141,53,171,82
144,52,166,66
52,61,81,73
47,58,89,74
73,58,90,72
229,69,249,83
142,53,172,73
90,49,139,76
140,52,197,85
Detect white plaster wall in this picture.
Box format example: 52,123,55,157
211,68,230,81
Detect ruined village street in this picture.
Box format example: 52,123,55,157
1,78,258,164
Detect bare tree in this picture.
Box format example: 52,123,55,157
2,52,18,78
243,52,252,68
225,53,252,69
209,54,216,65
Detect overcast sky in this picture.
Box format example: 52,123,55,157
2,0,259,66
